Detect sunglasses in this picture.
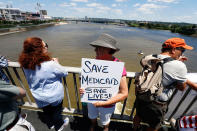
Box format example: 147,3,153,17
176,47,185,53
45,43,48,48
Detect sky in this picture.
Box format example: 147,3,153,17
0,0,197,24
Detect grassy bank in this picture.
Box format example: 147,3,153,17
0,20,58,28
0,20,61,35
127,21,197,36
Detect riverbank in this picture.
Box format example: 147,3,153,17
55,22,68,26
0,23,56,36
127,22,197,37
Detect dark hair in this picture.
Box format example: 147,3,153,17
161,43,172,53
19,37,51,70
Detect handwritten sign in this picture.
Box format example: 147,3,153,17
80,58,124,103
186,73,197,83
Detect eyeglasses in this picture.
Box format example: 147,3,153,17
45,43,48,48
176,47,185,53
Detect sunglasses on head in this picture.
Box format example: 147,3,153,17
176,47,185,53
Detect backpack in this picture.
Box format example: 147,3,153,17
135,54,173,101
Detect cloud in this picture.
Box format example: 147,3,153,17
60,2,77,7
98,6,111,11
0,1,14,7
114,9,123,15
137,3,167,14
175,15,193,23
73,7,93,13
86,3,110,11
70,3,77,6
7,1,13,4
72,6,122,18
71,0,88,2
40,3,45,7
86,3,102,7
115,0,127,2
133,3,140,7
194,12,197,15
148,0,176,3
112,4,117,7
86,3,123,16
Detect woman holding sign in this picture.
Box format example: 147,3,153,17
80,33,128,131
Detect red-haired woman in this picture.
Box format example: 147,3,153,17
19,37,69,131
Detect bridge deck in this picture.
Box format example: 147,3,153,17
21,109,176,131
21,109,134,131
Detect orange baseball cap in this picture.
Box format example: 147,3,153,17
163,38,193,50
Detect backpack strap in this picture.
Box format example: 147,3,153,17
162,57,175,90
152,55,174,96
152,54,174,64
162,57,174,64
152,54,158,58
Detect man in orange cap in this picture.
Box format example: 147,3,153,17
162,37,193,60
134,37,197,131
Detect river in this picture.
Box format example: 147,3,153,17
0,22,196,118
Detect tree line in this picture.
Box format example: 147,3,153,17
0,20,57,29
1,19,196,36
127,21,197,36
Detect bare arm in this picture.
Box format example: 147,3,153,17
175,80,197,92
13,87,26,99
175,82,187,91
186,80,197,91
178,55,188,62
93,76,128,107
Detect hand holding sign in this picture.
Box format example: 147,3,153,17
80,58,124,103
93,101,106,107
79,88,85,95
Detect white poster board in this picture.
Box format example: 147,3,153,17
80,58,124,103
186,73,197,83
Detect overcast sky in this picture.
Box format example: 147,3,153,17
0,0,197,24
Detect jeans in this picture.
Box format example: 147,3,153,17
40,101,64,131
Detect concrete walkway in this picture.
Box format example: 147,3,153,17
21,109,134,131
21,109,176,131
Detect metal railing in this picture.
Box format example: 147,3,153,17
2,61,196,124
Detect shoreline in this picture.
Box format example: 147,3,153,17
127,25,197,38
1,22,196,38
0,30,25,36
54,22,68,26
0,23,58,36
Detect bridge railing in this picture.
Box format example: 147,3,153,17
2,61,196,124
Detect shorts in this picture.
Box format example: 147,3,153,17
87,103,115,126
136,98,167,130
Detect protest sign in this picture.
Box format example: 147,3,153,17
186,73,197,83
80,58,124,103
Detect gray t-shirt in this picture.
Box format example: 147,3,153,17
0,80,19,130
157,54,187,101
